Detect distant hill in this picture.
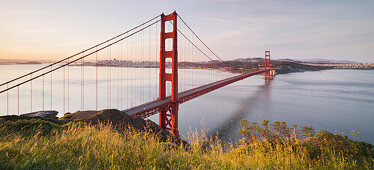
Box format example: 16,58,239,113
0,59,42,65
229,57,357,64
278,58,357,64
15,61,42,65
233,57,263,62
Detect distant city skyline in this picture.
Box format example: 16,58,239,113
0,0,373,63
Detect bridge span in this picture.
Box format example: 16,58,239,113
0,11,274,138
124,69,268,118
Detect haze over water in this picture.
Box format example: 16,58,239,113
1,65,373,144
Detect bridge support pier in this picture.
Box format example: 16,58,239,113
159,11,179,137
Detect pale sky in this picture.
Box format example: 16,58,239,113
0,0,373,62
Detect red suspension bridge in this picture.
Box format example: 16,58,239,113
0,11,273,137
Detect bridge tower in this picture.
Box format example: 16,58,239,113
264,51,272,80
159,11,179,137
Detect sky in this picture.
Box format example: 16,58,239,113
0,0,373,62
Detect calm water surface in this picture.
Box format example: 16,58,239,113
160,70,374,144
1,65,373,144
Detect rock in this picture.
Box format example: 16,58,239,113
21,110,58,119
63,109,189,146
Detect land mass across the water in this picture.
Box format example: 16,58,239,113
67,58,374,75
0,59,42,65
221,58,374,74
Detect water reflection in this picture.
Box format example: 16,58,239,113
207,84,266,140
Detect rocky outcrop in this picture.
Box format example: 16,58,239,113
2,109,188,146
21,110,58,119
61,109,188,146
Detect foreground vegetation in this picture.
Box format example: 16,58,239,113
0,117,373,169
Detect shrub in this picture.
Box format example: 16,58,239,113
238,120,374,168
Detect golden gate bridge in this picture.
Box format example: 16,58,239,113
0,11,273,137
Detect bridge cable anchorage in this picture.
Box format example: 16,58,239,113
0,19,160,94
0,15,161,88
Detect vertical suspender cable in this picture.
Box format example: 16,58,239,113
50,65,52,110
96,47,98,110
120,42,123,109
30,74,32,112
133,35,136,106
193,46,195,88
6,83,9,115
63,64,65,114
190,38,192,89
155,21,158,100
82,53,84,111
142,29,145,102
126,39,129,108
107,46,110,109
148,26,151,101
140,31,143,102
43,75,44,110
130,38,133,107
67,58,70,112
188,31,191,89
118,43,121,109
0,16,161,114
109,47,111,108
17,86,19,115
81,54,83,110
184,32,186,91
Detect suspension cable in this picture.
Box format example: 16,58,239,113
166,20,215,62
176,27,214,61
0,19,160,94
177,14,224,62
0,14,161,87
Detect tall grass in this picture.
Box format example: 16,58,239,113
0,118,373,169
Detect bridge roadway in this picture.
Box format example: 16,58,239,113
123,69,268,118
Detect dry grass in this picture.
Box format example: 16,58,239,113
0,118,373,169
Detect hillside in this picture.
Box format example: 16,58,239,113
0,111,373,169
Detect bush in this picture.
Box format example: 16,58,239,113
238,120,374,168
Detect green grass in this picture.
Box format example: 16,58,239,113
0,118,373,169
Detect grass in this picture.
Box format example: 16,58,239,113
0,118,373,169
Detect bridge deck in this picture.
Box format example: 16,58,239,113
123,69,267,118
